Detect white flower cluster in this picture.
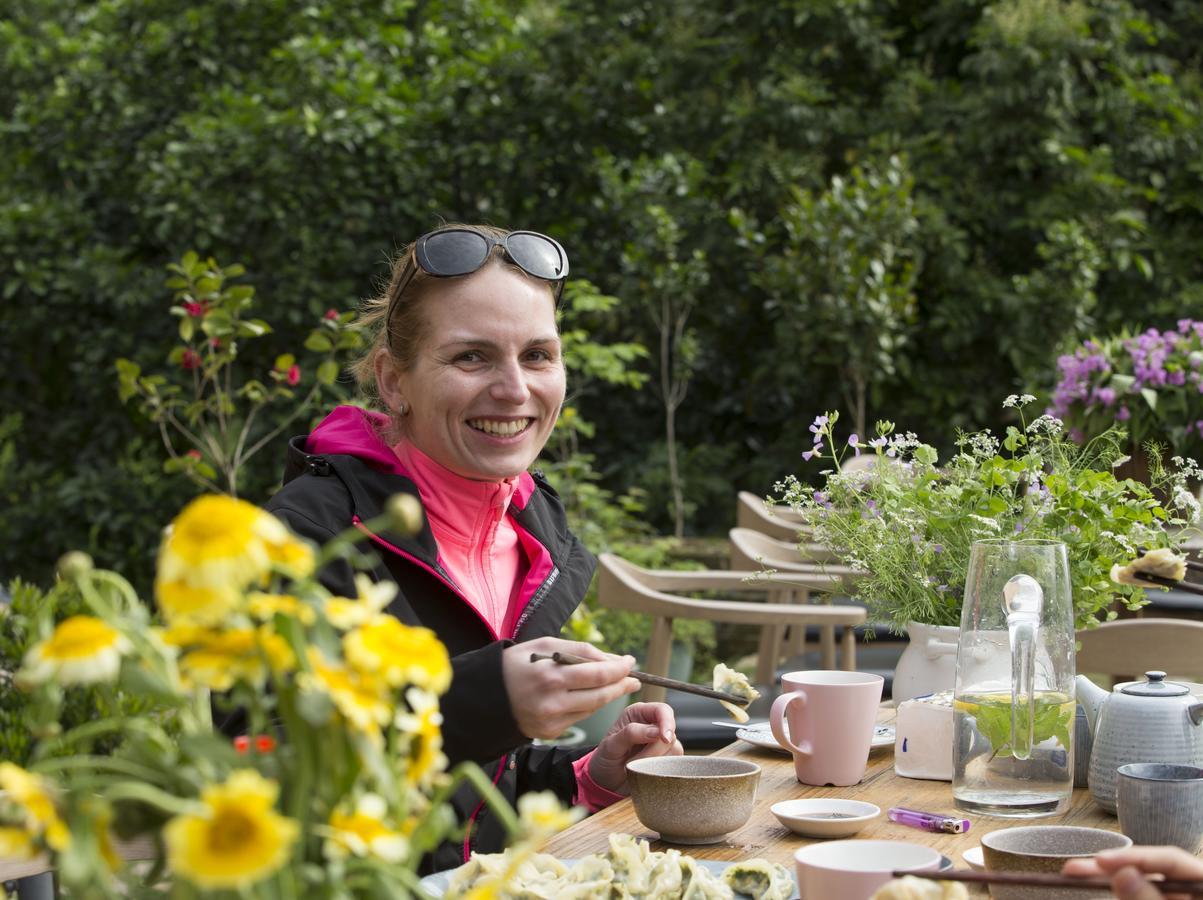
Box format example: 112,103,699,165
1025,414,1064,435
959,431,1000,459
1003,394,1037,408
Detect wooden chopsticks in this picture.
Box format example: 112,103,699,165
1131,572,1203,596
529,651,750,707
903,869,1203,895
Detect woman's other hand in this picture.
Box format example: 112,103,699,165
502,637,639,740
1062,846,1203,899
588,702,683,795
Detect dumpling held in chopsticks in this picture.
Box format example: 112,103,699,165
713,662,760,724
1110,547,1187,586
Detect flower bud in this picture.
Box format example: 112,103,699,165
56,551,94,581
386,494,425,537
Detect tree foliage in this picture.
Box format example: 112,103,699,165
3,0,1203,585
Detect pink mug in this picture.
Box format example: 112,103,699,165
770,670,884,786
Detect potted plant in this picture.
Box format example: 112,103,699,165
0,495,577,897
775,396,1201,701
1049,321,1203,472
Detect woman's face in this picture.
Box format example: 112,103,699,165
379,264,566,482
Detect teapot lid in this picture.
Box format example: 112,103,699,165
1120,671,1190,698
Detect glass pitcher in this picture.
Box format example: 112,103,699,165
952,539,1076,817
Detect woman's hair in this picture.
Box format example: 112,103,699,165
350,223,558,407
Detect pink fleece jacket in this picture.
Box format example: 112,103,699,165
391,440,622,812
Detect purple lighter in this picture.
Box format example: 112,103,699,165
887,806,970,835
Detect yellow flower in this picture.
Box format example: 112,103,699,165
0,826,35,861
343,616,451,694
89,804,121,872
154,496,314,626
323,794,408,863
19,615,131,686
517,791,583,839
164,769,298,890
165,626,295,691
155,580,243,628
395,688,447,787
248,592,316,626
0,763,70,852
324,574,396,630
299,650,392,739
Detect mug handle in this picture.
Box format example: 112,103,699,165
770,690,810,757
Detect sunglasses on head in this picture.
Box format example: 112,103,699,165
387,227,570,325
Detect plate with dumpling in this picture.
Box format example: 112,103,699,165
419,833,799,898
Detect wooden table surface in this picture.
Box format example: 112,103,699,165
545,708,1124,870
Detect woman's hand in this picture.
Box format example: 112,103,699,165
502,637,640,740
587,702,683,795
1062,846,1203,899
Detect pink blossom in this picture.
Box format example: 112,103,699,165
286,364,301,387
183,301,206,317
324,308,340,321
181,349,201,370
186,449,202,460
1116,406,1131,422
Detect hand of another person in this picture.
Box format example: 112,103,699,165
588,702,683,795
1062,846,1203,899
502,637,640,740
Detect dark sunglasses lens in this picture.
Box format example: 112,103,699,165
507,233,567,280
423,230,490,276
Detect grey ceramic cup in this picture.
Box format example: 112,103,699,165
1116,763,1203,853
1073,705,1092,789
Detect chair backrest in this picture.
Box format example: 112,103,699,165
1076,618,1203,681
735,491,810,541
728,526,853,571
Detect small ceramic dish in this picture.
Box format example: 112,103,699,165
771,798,881,838
962,846,985,870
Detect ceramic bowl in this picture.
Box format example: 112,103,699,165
625,756,761,844
770,798,880,838
981,825,1132,900
794,839,942,900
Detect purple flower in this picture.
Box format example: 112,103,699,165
802,449,817,461
1094,387,1116,407
932,544,943,554
868,436,888,449
1116,406,1131,422
1069,428,1086,443
848,433,861,457
862,499,878,519
1015,521,1025,533
1170,369,1186,386
808,415,828,435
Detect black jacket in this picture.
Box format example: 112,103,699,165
265,413,598,873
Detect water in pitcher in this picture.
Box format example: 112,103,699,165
953,690,1075,816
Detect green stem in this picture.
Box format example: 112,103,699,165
101,781,202,817
32,755,171,786
32,717,174,761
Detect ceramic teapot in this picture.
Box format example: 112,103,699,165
1077,671,1203,813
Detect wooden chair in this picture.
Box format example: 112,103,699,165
1076,618,1203,683
728,527,865,679
596,553,866,699
735,490,813,542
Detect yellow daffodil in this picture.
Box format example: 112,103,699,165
19,615,131,686
395,688,447,787
517,791,583,839
165,626,295,691
247,592,316,626
343,616,451,694
88,803,121,872
0,826,35,861
323,794,408,863
164,769,298,890
154,496,314,627
299,650,392,739
0,763,70,852
324,574,396,630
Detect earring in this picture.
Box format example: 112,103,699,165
396,403,407,416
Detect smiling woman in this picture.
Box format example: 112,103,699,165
264,224,682,873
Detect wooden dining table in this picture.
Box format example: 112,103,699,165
544,707,1134,895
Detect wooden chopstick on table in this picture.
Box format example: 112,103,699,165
906,869,1203,895
529,651,750,707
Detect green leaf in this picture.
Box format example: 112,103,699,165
178,316,194,342
304,332,334,353
316,360,340,385
275,353,296,370
1140,388,1157,412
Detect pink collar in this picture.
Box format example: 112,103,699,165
392,441,520,545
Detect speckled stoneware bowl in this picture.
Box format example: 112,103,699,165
625,756,761,844
981,825,1132,900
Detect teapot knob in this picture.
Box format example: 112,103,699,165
1146,671,1168,683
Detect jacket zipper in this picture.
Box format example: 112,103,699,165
512,566,560,638
463,754,508,862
